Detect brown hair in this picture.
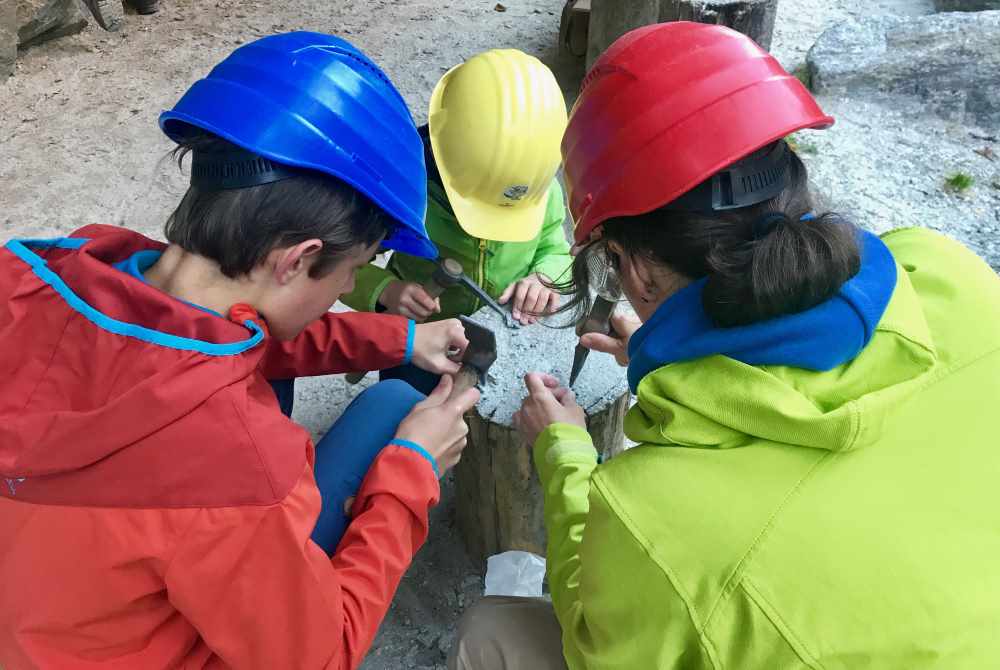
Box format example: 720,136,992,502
550,143,861,327
165,132,394,279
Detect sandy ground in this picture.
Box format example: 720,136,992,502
1,1,997,668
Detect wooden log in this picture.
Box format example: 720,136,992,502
586,0,661,68
454,306,631,564
660,0,778,49
587,0,779,68
559,0,592,59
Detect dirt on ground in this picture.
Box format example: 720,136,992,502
1,1,997,669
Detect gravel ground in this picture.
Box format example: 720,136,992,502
1,1,996,668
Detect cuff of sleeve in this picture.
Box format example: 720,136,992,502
389,439,440,479
403,320,415,365
533,423,597,474
370,276,397,312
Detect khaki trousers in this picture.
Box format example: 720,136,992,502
448,596,568,670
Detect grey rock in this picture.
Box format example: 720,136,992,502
1,0,16,77
807,12,1000,128
16,0,87,48
469,305,630,428
934,0,1000,10
80,0,125,31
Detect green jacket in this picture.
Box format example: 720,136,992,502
535,228,1000,669
341,179,572,320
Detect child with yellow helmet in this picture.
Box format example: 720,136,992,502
342,49,571,393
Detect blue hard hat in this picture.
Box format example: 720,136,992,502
159,31,437,259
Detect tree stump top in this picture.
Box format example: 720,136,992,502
470,305,630,427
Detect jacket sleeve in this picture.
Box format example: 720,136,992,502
534,425,716,669
340,263,399,313
259,311,414,379
533,423,599,619
165,445,440,670
530,181,573,284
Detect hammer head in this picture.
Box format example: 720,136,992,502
458,315,497,381
432,257,465,289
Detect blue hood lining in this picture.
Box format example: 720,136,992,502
626,230,897,392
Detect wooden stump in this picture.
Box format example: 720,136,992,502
454,306,631,564
661,0,778,49
559,0,592,58
587,0,779,68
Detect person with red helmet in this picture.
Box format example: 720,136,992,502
449,21,1000,670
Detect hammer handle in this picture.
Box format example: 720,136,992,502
423,277,447,299
448,364,480,400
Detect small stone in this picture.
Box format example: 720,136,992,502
437,631,455,657
417,629,438,648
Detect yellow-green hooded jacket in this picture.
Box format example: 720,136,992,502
535,228,1000,668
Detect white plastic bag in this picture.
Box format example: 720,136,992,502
483,550,546,597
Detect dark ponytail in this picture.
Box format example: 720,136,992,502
703,209,860,326
547,143,861,328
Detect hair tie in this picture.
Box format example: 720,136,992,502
752,212,787,240
800,212,817,222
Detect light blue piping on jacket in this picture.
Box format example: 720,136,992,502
4,238,264,356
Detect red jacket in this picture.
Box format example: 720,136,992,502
0,225,438,669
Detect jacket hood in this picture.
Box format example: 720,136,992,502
0,227,267,479
626,236,938,452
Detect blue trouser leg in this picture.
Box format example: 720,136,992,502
269,377,426,554
270,378,296,417
309,379,425,554
379,363,441,396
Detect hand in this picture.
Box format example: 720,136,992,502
412,319,468,375
379,280,441,322
394,375,480,475
498,273,559,325
579,312,641,367
512,373,587,447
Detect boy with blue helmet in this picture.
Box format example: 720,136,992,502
0,32,478,669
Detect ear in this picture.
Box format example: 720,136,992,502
271,239,324,285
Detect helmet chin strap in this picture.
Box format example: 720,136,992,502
190,146,301,192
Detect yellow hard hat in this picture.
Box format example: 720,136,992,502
429,49,568,242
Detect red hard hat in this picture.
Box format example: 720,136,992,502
562,21,834,245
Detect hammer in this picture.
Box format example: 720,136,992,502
345,258,466,384
450,315,497,399
569,294,616,387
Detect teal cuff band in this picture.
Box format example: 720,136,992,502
390,438,440,479
404,320,415,364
